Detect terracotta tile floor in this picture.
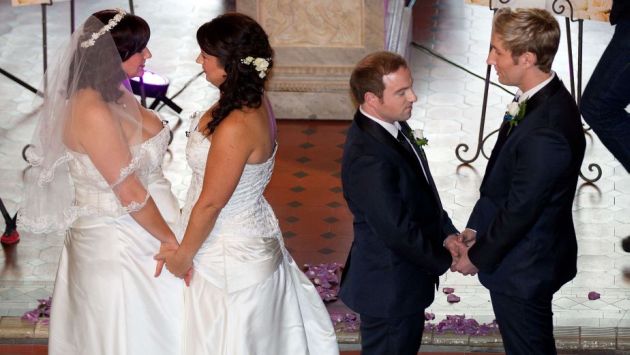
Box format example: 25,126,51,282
0,345,47,355
268,120,353,267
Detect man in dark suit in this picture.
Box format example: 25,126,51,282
452,8,586,355
580,0,630,259
340,51,459,355
581,0,630,172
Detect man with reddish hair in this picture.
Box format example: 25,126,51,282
341,51,459,355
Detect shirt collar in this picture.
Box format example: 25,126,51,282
359,106,400,138
515,71,555,103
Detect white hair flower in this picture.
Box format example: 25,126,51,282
240,56,271,79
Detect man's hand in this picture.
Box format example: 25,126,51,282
453,247,479,276
444,233,467,270
460,228,477,247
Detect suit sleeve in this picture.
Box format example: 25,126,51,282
346,153,451,275
440,210,458,238
468,127,572,272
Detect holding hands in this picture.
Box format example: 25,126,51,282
154,244,194,286
444,228,479,276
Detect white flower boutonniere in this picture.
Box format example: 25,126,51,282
503,100,527,133
412,128,428,148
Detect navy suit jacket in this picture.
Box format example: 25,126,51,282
339,110,457,318
467,76,586,299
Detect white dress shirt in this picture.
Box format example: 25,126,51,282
515,71,556,103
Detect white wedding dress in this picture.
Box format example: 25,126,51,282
180,112,339,355
48,122,184,355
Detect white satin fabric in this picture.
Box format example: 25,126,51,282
181,113,339,355
48,125,184,355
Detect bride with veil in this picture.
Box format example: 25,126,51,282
18,9,184,355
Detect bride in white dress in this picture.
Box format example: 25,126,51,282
18,9,184,355
156,13,339,355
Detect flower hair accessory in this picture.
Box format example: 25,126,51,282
503,99,527,133
80,9,126,48
240,56,271,78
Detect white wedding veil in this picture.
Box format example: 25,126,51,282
18,10,151,234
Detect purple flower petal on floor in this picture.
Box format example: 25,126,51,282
329,311,359,332
446,294,460,303
588,291,601,300
22,297,52,324
443,287,455,294
424,314,499,336
302,262,343,303
424,312,435,321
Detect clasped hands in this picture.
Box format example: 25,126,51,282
154,241,194,286
444,228,479,276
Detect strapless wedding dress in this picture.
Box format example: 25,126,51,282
48,122,184,355
179,112,338,355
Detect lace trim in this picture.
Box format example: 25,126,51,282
37,152,73,187
110,154,143,188
18,191,151,234
110,127,170,188
17,205,98,234
122,192,150,213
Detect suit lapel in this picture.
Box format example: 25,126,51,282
399,121,443,209
481,76,564,187
482,122,510,187
519,75,562,123
354,111,425,175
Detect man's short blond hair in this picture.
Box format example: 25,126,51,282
493,7,560,73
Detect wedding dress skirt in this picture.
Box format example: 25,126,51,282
181,113,338,355
48,127,184,355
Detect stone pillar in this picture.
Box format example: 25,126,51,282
237,0,387,119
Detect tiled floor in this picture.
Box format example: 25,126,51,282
0,0,629,351
269,120,353,266
0,345,47,355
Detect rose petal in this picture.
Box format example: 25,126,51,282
446,294,461,303
588,291,601,300
442,287,455,294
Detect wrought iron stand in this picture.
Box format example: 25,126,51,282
455,0,602,183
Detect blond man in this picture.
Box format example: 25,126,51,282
452,8,586,355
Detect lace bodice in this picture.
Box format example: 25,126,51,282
180,112,280,242
67,125,171,215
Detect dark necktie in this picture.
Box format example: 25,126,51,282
396,130,419,161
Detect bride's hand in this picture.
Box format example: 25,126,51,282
163,251,194,280
184,267,193,287
154,240,178,277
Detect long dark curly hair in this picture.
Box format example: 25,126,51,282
68,9,150,103
196,13,273,133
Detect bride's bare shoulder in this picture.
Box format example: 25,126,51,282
71,89,113,121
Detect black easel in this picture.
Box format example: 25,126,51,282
0,1,57,97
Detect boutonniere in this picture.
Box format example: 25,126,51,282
411,128,428,148
503,100,527,133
